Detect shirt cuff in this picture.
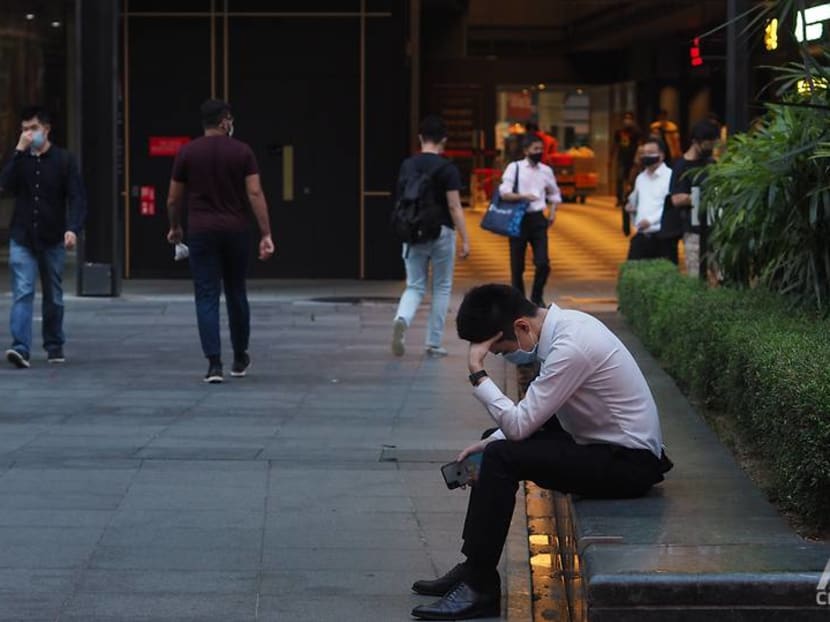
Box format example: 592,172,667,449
472,376,506,405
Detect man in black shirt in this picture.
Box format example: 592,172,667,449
666,119,720,278
391,115,470,358
611,112,642,234
0,106,87,368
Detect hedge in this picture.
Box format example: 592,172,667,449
618,260,830,531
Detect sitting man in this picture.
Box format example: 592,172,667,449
410,284,672,620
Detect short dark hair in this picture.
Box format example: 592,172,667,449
623,111,634,119
643,136,666,154
419,115,447,143
690,119,720,142
525,122,539,133
20,106,50,125
456,284,539,343
523,133,543,150
201,99,232,129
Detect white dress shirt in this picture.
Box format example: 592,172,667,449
499,159,562,214
473,304,664,458
627,162,671,234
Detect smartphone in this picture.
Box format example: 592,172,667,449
441,452,483,490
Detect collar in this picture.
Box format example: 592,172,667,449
536,303,560,362
645,162,669,178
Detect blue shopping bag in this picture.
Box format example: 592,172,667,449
480,162,529,238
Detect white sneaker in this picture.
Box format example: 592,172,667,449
425,346,448,357
391,318,406,356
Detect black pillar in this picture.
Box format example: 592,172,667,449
726,0,750,134
78,1,121,296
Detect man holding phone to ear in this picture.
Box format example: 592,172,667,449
0,106,86,369
410,284,672,621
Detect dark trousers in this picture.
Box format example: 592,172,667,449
188,230,251,360
461,419,665,571
509,211,550,303
627,232,678,263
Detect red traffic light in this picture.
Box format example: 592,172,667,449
690,37,703,66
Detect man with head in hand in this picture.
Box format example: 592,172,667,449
0,106,86,369
410,284,671,620
166,99,274,383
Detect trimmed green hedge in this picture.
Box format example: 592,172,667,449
618,260,830,531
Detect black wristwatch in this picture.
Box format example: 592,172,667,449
469,369,488,386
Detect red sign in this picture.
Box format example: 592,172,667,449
139,185,156,216
149,136,190,157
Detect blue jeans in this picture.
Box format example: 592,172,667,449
188,230,250,360
394,225,456,348
9,239,66,356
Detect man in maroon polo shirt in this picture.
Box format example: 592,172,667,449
166,99,274,383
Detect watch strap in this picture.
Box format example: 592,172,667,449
469,370,488,386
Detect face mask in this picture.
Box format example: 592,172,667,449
502,330,539,366
641,155,660,167
31,130,45,150
528,152,543,164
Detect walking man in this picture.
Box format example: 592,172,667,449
410,284,671,620
611,112,642,234
0,106,87,368
166,99,274,383
501,134,561,307
391,115,470,358
667,119,720,278
625,138,672,261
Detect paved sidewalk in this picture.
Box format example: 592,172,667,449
0,281,531,622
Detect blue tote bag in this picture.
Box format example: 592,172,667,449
480,162,529,238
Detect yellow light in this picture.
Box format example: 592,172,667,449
528,534,550,545
765,18,778,51
797,78,829,94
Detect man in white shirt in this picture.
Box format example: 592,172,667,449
499,134,562,307
625,137,672,261
410,284,671,621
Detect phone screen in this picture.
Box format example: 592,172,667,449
440,452,483,489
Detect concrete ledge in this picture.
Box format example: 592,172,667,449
529,313,830,621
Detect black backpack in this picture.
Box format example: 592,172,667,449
391,159,449,244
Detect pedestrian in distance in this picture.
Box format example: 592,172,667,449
501,133,561,308
391,115,471,358
625,137,673,262
0,106,87,369
166,99,275,383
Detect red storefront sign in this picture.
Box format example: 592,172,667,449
140,185,156,216
149,136,190,157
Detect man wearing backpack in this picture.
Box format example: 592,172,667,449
391,115,470,358
0,106,87,368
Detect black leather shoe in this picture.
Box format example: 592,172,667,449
411,581,500,620
412,563,468,596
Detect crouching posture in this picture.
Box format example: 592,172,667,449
410,284,672,620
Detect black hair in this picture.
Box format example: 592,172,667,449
525,122,539,133
522,133,543,150
623,111,634,119
456,284,539,343
20,106,51,125
690,119,720,142
201,98,232,129
419,115,447,143
643,136,666,155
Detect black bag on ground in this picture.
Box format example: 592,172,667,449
391,159,449,244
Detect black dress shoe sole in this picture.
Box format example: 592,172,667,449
411,602,500,620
